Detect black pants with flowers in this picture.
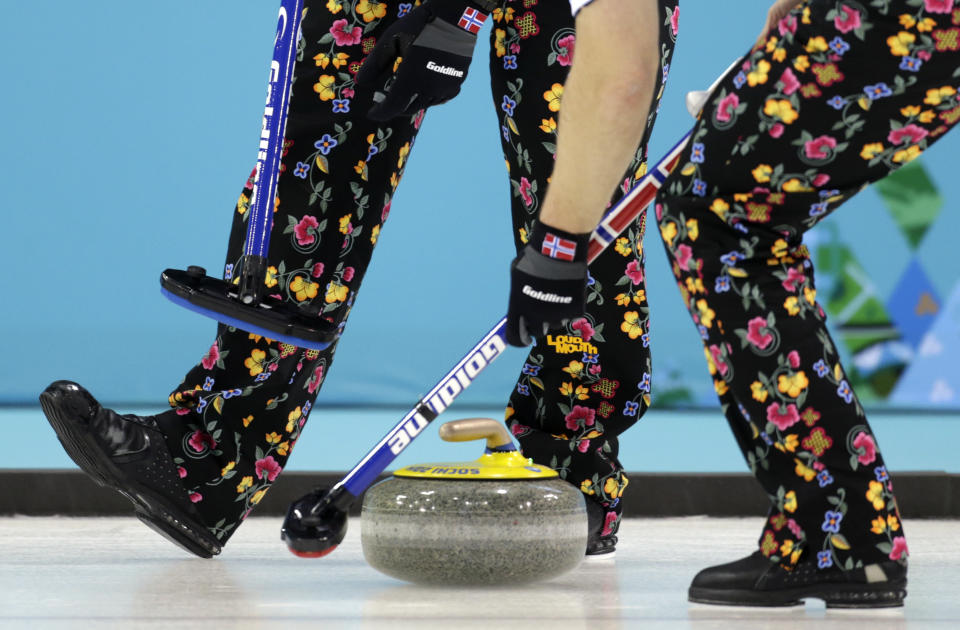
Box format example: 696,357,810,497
152,0,678,545
656,0,960,571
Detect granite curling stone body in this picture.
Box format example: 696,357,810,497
361,418,587,585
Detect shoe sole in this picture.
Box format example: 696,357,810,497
40,388,221,559
689,580,907,609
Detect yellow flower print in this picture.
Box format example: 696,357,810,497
793,55,810,72
559,382,574,397
772,47,787,63
325,281,349,303
266,432,282,445
277,441,290,457
804,36,829,53
893,145,923,164
371,224,380,245
290,276,319,302
710,198,730,220
794,458,816,482
389,171,400,188
750,380,769,403
917,17,936,33
782,434,799,453
237,476,253,493
780,539,794,557
237,193,250,215
924,86,956,106
580,479,595,495
338,214,352,234
251,489,267,505
871,516,888,534
314,75,336,101
714,379,729,395
763,99,799,124
704,347,718,376
615,293,631,306
539,117,557,133
747,59,771,86
778,371,809,398
803,286,817,305
544,83,564,112
918,110,937,124
686,218,699,241
887,31,916,56
563,361,585,379
633,290,647,305
860,142,885,160
752,164,774,183
899,14,916,29
494,28,507,57
397,142,411,169
286,407,302,433
575,385,590,400
332,52,350,69
621,311,644,339
603,477,620,499
314,52,330,69
519,226,528,244
784,296,801,315
782,178,812,192
244,348,267,376
356,0,386,23
615,238,632,256
867,481,886,510
326,0,343,13
784,490,798,512
901,105,921,117
695,299,715,329
659,221,678,246
887,514,900,531
221,461,236,477
264,266,278,288
243,415,254,428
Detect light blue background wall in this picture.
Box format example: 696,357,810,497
2,0,959,412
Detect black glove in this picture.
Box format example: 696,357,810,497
356,0,496,120
506,222,591,347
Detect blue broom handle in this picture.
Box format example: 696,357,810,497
241,0,303,301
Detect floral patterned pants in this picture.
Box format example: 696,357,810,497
152,0,678,545
657,0,960,570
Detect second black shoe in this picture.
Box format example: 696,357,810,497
39,381,221,558
689,550,907,608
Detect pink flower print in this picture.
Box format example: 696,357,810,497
787,350,801,368
312,262,325,278
571,318,595,341
924,0,953,13
308,364,325,394
780,68,801,96
413,109,425,129
342,88,355,98
804,135,838,160
188,431,216,453
767,403,800,431
201,343,220,370
716,93,740,123
189,492,203,503
556,34,576,66
177,466,188,479
833,5,861,33
577,439,591,453
782,267,805,292
746,317,774,350
294,215,320,246
709,345,729,376
778,13,797,36
675,243,693,269
889,536,909,560
510,43,521,54
565,405,596,431
888,124,929,146
330,19,362,46
602,510,618,536
625,260,645,285
670,6,680,36
812,173,831,187
787,519,803,538
519,177,534,208
655,203,664,221
382,201,392,222
589,364,602,375
769,123,785,138
511,423,529,436
852,431,877,465
342,266,355,282
917,49,932,61
255,456,282,482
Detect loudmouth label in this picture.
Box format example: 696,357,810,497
386,334,506,456
546,334,598,355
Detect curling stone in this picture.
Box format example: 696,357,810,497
361,418,587,585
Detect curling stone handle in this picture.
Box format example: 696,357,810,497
438,418,516,451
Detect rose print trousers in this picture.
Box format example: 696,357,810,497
657,0,960,570
151,0,678,545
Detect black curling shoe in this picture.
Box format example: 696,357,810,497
39,381,221,558
689,551,907,608
585,500,617,556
